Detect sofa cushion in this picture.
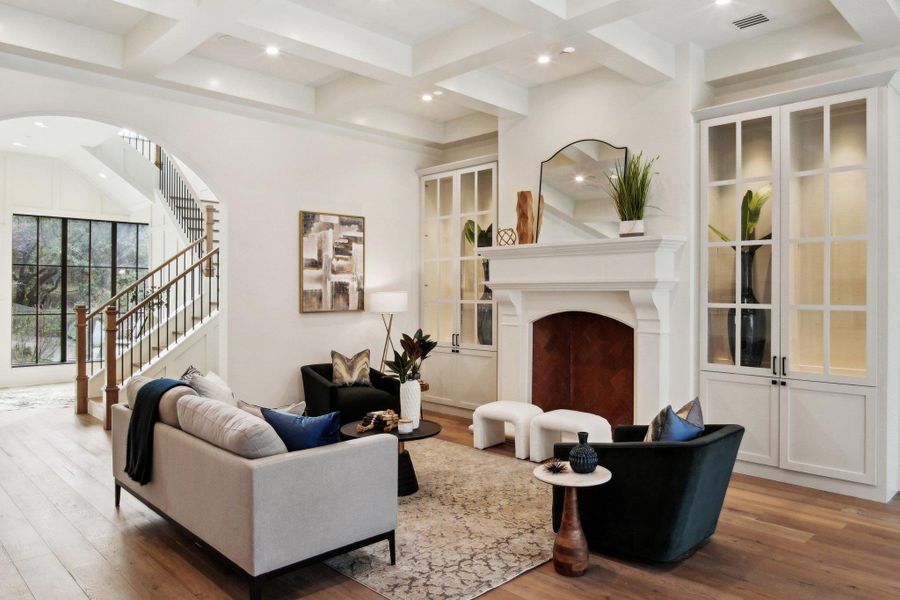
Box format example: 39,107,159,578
261,409,341,451
177,395,287,458
238,399,306,419
181,368,237,406
331,349,372,387
124,375,195,428
645,398,704,442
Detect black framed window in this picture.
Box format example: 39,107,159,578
11,215,149,366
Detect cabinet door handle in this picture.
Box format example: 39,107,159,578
782,357,787,376
772,356,777,376
771,379,778,386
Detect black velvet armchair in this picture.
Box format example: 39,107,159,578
300,363,401,425
552,424,744,563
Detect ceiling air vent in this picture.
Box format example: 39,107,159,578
732,12,770,30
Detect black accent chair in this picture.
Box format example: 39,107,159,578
552,424,744,563
301,363,400,425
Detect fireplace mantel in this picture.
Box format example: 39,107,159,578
479,235,686,424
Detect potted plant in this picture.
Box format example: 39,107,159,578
708,184,772,367
607,151,657,237
400,329,438,384
463,220,493,345
385,349,421,428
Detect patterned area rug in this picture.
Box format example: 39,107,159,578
0,383,74,412
325,437,554,600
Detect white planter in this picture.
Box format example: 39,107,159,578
618,219,645,237
400,380,421,429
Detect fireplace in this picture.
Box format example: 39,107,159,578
532,312,634,426
479,236,685,424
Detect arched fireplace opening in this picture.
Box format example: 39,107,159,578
531,311,634,427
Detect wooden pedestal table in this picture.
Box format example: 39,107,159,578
532,463,612,577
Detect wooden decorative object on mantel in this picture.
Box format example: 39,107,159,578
497,228,517,246
516,191,536,244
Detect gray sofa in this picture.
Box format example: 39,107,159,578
111,403,398,599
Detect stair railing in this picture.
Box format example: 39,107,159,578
157,146,205,242
100,246,220,428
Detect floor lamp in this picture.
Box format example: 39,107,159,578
370,291,409,372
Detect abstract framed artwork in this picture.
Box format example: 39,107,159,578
299,211,365,313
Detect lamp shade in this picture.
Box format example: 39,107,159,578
369,291,408,314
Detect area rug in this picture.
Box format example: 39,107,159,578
325,437,555,600
0,383,74,411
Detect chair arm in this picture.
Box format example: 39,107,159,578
301,366,337,416
613,424,649,442
370,369,400,397
249,435,398,575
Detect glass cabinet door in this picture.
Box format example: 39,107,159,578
702,110,779,374
421,174,457,345
421,163,497,351
457,166,495,349
781,92,874,384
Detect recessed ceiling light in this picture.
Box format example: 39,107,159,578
574,175,585,183
432,90,443,96
98,173,108,179
421,93,433,102
562,46,576,54
12,141,26,147
265,46,279,56
715,0,731,5
34,121,48,128
537,54,551,64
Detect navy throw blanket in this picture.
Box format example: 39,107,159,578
125,378,191,485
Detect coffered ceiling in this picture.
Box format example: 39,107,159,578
0,0,897,147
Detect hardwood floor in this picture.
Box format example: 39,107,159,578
0,407,898,599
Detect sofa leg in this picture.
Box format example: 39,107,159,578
249,576,265,600
114,483,121,508
388,530,396,566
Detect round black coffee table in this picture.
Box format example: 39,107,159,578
340,419,442,496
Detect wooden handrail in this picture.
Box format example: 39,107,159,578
117,248,219,324
87,237,204,320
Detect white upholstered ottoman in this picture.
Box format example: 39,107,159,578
473,401,544,460
529,409,612,462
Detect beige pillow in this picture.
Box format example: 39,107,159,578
181,369,237,406
124,375,194,429
238,399,306,419
331,349,371,386
177,395,287,458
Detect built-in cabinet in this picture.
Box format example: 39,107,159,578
700,89,881,491
418,160,498,411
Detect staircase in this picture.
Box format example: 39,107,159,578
74,134,222,429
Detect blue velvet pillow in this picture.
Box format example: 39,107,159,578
657,405,704,442
261,409,341,451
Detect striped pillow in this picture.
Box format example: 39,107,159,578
331,350,372,387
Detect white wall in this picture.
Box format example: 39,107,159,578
0,62,431,405
0,151,146,387
497,44,709,405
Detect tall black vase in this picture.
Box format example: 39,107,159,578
727,251,768,368
477,260,492,346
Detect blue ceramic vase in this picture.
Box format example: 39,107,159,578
568,431,598,474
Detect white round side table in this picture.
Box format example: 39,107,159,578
533,463,611,577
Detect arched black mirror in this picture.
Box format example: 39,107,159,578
538,139,628,241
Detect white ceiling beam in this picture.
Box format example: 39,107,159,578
108,0,195,20
0,4,122,68
339,107,445,144
124,0,257,75
156,55,315,113
706,14,862,84
232,0,411,83
580,18,675,84
437,69,529,117
413,14,536,80
443,112,499,144
315,74,392,118
828,0,900,45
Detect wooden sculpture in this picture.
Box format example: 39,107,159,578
516,191,535,244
